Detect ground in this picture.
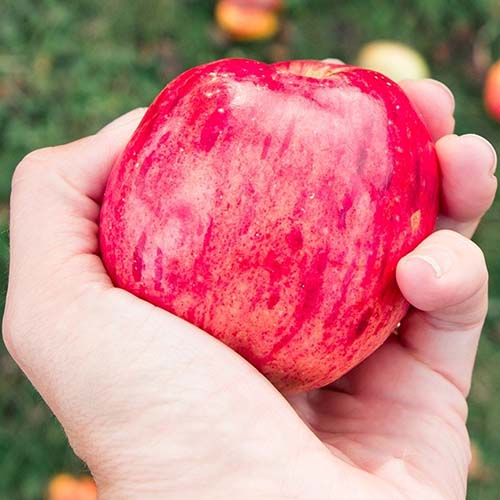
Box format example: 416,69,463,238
1,1,499,498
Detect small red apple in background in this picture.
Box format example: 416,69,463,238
100,58,439,392
215,0,282,42
357,40,430,82
484,60,500,122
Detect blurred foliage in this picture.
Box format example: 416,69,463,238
0,0,499,498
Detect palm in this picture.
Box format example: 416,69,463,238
37,278,468,499
287,335,469,499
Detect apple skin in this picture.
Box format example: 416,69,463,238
100,58,439,392
485,60,500,122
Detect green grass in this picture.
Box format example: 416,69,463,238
1,1,499,498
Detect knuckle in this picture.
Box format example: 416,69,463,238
454,237,488,292
21,146,56,165
2,304,21,362
2,298,45,366
463,237,487,269
12,147,56,187
440,230,487,265
482,176,498,204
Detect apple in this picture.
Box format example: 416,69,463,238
215,0,281,42
47,474,97,500
357,41,430,82
227,0,282,8
484,60,500,122
100,58,439,392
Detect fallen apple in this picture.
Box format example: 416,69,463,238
100,58,439,392
215,0,281,42
47,474,97,500
357,40,430,82
484,60,500,122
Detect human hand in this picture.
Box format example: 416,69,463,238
3,77,496,499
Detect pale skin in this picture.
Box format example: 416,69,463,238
2,78,498,499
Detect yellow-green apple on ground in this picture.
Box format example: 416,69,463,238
357,41,430,82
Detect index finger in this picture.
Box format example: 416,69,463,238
7,108,146,298
13,108,147,202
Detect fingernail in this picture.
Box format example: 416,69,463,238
424,79,455,114
97,107,148,134
460,133,497,176
404,245,454,279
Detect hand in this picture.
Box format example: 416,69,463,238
3,78,496,499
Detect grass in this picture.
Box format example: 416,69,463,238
1,1,499,498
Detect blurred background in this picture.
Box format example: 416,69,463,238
1,0,499,498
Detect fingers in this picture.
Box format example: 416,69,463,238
401,80,497,238
330,70,493,238
435,134,497,237
396,230,488,396
399,79,455,141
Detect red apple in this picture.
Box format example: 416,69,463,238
485,60,500,122
100,59,439,392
